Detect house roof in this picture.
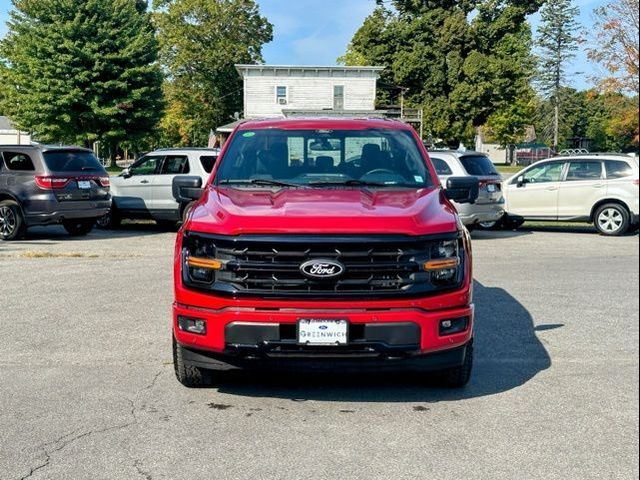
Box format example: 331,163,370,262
235,64,384,78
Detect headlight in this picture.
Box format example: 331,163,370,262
424,239,462,286
183,234,221,285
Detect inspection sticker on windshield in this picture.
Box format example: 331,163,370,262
242,132,256,138
298,319,348,345
414,175,423,182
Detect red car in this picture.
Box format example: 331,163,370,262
172,118,479,387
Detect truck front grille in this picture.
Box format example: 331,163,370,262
183,233,463,299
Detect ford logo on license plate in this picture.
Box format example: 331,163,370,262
300,259,345,279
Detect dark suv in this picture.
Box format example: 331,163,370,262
0,145,111,240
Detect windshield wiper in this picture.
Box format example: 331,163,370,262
309,179,399,188
219,179,308,189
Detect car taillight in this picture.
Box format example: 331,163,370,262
633,179,639,186
98,176,110,187
35,176,71,189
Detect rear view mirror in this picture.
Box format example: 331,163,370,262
517,175,525,187
173,176,204,202
121,168,132,179
445,176,479,204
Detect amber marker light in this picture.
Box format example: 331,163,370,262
423,258,460,271
186,257,223,270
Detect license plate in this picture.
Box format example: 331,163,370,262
77,180,92,190
298,319,348,345
486,184,496,193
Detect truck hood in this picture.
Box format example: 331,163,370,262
186,187,461,236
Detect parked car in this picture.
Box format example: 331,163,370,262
98,148,219,228
171,117,480,388
0,145,111,240
502,154,639,235
429,150,505,228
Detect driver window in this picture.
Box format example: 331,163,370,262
517,162,564,184
130,156,163,176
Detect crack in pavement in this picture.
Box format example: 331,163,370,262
17,368,165,480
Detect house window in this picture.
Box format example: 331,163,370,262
334,85,344,110
276,86,287,105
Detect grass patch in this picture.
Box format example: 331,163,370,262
105,165,123,174
19,251,100,258
496,165,523,175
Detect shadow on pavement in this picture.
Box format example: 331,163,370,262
16,222,176,243
212,281,551,402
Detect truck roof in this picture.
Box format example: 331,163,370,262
236,117,413,131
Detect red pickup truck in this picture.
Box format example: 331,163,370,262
172,118,479,387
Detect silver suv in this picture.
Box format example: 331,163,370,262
429,150,505,228
99,148,219,228
0,145,111,240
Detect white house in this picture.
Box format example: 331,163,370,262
235,64,384,119
0,116,31,145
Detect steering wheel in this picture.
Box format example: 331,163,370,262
364,168,395,176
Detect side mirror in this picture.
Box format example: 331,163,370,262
516,175,525,188
173,176,204,202
121,168,132,179
445,176,479,204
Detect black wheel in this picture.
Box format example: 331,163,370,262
62,219,95,236
0,200,26,241
173,336,212,388
181,201,196,223
438,341,473,388
594,203,629,236
96,209,122,229
501,215,525,230
157,219,179,230
477,221,498,230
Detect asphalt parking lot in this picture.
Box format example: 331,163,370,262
0,225,638,480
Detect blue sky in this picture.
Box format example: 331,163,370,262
0,0,606,90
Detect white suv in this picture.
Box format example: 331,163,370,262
98,148,219,228
503,154,639,236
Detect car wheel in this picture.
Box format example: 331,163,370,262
501,215,525,230
594,203,629,236
157,219,179,230
181,201,196,223
477,221,497,230
173,336,212,388
438,341,473,388
62,219,95,236
0,200,26,241
96,209,122,229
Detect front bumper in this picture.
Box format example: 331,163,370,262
173,302,474,369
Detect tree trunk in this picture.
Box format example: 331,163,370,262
109,144,119,169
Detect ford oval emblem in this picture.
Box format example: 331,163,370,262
300,259,345,280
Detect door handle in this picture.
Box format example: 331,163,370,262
593,184,604,188
140,180,150,184
545,186,558,191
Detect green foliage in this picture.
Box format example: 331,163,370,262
154,0,273,146
0,0,163,153
341,1,543,145
534,88,639,151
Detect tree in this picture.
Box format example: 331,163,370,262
340,1,543,146
587,0,639,94
534,0,581,150
154,0,273,146
0,0,163,166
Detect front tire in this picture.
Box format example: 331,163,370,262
96,209,122,229
0,200,26,241
594,203,629,236
501,215,525,230
438,341,473,388
173,336,212,388
62,219,95,236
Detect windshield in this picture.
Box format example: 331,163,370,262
215,128,434,188
43,150,104,173
459,155,499,176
